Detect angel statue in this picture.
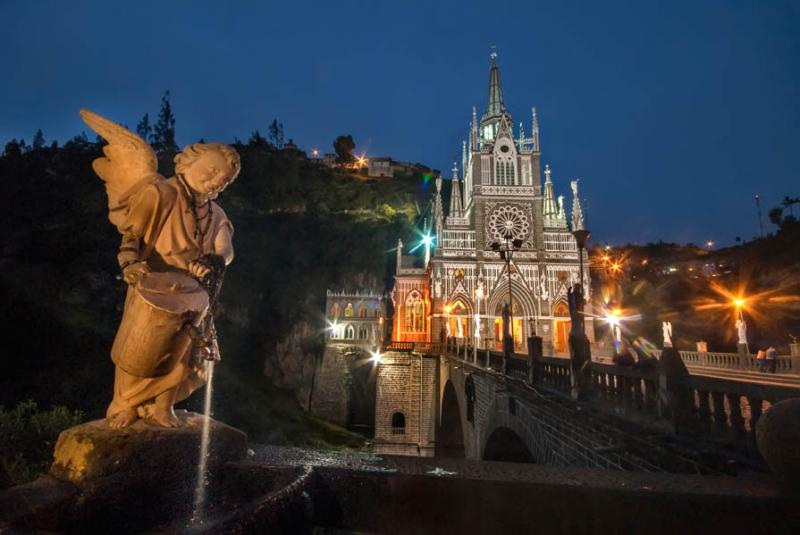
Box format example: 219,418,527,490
80,109,241,429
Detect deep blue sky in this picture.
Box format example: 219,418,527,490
2,1,798,245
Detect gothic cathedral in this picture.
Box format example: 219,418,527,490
392,53,594,355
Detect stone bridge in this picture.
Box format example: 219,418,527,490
366,342,800,472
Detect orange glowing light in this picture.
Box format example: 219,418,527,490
733,298,746,308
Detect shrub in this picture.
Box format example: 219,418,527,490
0,400,83,485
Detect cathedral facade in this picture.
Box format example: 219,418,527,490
392,54,593,355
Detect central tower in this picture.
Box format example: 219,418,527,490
392,50,592,355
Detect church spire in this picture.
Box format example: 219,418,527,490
471,106,478,150
448,162,463,219
542,164,558,219
434,174,444,244
461,140,467,179
532,107,540,152
518,122,525,152
485,46,505,120
571,179,585,231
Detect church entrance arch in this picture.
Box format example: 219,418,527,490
445,298,472,340
486,279,536,351
552,302,571,355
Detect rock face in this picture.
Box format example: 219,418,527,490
756,398,800,492
264,321,318,407
51,410,247,482
1,411,247,533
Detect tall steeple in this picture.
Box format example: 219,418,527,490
461,140,467,179
542,164,558,219
480,46,511,139
485,46,505,120
571,179,585,231
471,106,478,150
448,162,463,219
532,107,540,152
434,174,444,244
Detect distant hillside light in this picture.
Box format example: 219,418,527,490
733,297,746,308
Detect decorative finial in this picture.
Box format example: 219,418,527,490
452,161,459,179
544,163,551,182
490,44,497,62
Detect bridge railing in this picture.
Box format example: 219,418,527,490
595,347,798,375
438,343,799,452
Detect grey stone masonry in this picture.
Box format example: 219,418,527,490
373,351,438,457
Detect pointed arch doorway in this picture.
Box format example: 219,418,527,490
553,302,571,355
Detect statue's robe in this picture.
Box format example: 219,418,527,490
106,177,232,418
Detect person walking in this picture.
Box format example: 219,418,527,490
765,346,778,373
756,348,767,372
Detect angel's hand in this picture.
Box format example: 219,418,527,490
122,261,150,285
188,260,211,281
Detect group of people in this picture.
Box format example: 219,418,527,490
756,347,778,373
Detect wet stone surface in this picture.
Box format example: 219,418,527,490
249,444,780,497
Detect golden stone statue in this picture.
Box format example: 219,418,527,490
80,109,241,429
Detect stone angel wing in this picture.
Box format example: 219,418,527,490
80,109,163,231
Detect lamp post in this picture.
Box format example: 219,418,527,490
491,231,523,356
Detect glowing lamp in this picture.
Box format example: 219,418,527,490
370,350,382,364
733,298,746,308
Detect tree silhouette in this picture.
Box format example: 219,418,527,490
32,129,45,150
152,91,177,153
268,119,284,148
136,113,153,142
333,135,355,164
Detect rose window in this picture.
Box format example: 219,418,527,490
488,205,530,241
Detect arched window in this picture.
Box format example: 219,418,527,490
330,303,340,318
404,291,425,332
495,158,516,185
391,412,406,435
359,305,367,318
358,327,367,340
345,325,355,339
344,303,354,317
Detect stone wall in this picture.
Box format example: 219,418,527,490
373,351,437,457
309,344,351,425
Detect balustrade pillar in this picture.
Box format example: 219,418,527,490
747,396,763,447
727,393,746,442
644,379,657,414
696,390,712,431
633,378,644,411
711,391,727,435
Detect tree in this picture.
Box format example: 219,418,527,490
3,139,22,157
152,91,177,153
333,135,356,164
32,129,45,150
248,130,268,147
136,113,153,142
268,119,284,148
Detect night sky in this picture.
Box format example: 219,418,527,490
2,1,798,245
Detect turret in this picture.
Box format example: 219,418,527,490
448,162,463,220
542,164,558,219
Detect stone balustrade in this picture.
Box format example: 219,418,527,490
436,344,800,454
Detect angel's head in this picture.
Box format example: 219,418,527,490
175,143,241,203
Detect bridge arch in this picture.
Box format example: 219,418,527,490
436,380,466,458
482,426,535,463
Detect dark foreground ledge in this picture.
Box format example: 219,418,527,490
3,444,799,534
248,445,799,535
